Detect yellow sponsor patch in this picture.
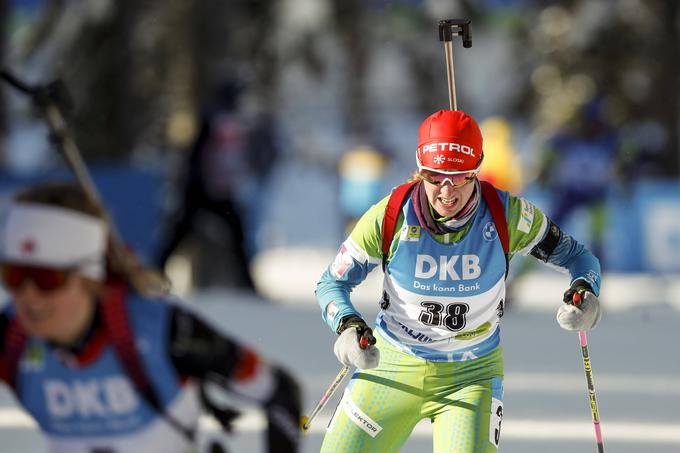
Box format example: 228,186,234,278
403,225,421,241
455,322,492,340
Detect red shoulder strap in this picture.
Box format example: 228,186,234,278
100,283,161,408
480,180,510,279
381,181,418,268
100,283,194,440
480,180,509,255
1,317,28,390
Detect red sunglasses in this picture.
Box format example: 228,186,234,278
1,264,73,292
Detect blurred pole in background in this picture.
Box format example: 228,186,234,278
331,0,370,137
163,0,198,151
656,0,680,176
0,0,6,158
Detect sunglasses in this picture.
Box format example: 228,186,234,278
1,264,73,292
419,169,478,188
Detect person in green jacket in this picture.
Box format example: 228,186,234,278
316,110,602,452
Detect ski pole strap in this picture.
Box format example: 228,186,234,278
381,180,418,270
100,283,195,442
480,180,510,278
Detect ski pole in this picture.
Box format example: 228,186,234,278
300,335,369,432
573,293,605,453
438,19,472,110
0,69,170,296
300,364,350,433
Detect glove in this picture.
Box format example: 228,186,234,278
333,316,380,369
557,281,602,331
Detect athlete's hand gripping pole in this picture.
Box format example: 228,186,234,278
572,292,606,453
438,19,472,110
0,69,170,296
300,335,369,433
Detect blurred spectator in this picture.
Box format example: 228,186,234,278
155,80,281,292
538,98,620,263
478,116,524,195
619,119,669,184
337,144,389,236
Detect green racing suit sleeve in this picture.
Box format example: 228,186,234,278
316,187,601,333
316,197,390,332
504,194,601,295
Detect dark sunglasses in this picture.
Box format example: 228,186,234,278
1,264,73,292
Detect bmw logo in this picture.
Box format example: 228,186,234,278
483,222,497,241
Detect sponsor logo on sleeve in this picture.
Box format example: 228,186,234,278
326,301,339,321
583,270,599,290
330,244,353,279
518,199,534,234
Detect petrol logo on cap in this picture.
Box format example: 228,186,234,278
420,142,475,157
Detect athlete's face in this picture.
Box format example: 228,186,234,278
423,176,476,218
10,272,96,345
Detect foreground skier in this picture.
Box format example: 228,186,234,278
0,182,301,453
316,110,602,452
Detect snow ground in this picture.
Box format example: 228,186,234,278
1,276,679,452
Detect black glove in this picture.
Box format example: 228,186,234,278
336,315,376,347
563,280,594,305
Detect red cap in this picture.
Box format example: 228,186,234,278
417,110,483,173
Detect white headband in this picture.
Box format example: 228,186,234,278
0,202,108,280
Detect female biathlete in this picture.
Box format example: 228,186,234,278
316,110,602,452
0,182,301,453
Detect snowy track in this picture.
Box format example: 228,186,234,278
1,287,678,452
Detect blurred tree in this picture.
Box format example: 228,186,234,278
512,0,679,177
193,0,282,110
0,0,6,139
19,0,168,160
331,0,372,137
4,0,679,178
653,0,679,175
7,0,285,162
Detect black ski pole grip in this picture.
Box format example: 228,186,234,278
0,69,73,112
438,19,472,48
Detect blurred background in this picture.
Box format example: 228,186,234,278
0,0,679,452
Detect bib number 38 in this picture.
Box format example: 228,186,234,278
418,301,469,331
